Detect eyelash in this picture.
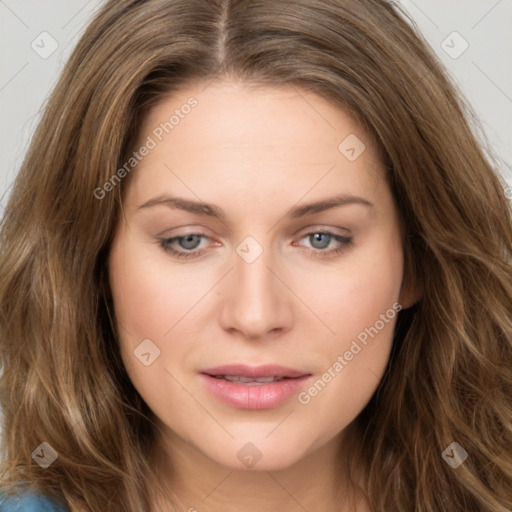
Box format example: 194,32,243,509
158,231,354,260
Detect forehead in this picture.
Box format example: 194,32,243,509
126,79,385,207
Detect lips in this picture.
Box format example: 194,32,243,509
199,364,312,409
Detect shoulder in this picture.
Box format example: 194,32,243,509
0,488,68,512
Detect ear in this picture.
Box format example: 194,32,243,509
398,261,423,309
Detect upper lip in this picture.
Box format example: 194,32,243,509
200,364,310,379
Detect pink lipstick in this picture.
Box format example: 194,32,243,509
200,364,312,409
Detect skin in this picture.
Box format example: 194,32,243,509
108,78,419,512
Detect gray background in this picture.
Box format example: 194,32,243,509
1,0,512,208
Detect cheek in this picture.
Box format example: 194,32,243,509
313,234,404,341
298,238,403,428
108,236,199,407
108,237,203,340
108,234,224,391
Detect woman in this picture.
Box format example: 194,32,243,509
1,0,511,511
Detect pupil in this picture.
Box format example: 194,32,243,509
311,233,330,249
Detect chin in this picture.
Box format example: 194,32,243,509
197,433,316,472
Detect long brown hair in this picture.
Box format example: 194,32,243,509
1,1,511,510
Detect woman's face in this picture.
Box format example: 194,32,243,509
108,79,413,472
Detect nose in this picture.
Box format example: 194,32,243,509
218,243,294,340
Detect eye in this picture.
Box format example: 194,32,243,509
296,231,354,258
158,234,210,259
158,230,354,260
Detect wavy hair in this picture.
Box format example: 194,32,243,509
0,0,511,510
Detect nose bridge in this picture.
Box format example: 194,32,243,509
219,236,293,338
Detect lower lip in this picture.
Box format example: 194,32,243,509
200,374,311,409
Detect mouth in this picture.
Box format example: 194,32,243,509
199,364,312,409
201,363,308,379
208,375,291,385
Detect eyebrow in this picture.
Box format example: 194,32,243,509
137,193,374,220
